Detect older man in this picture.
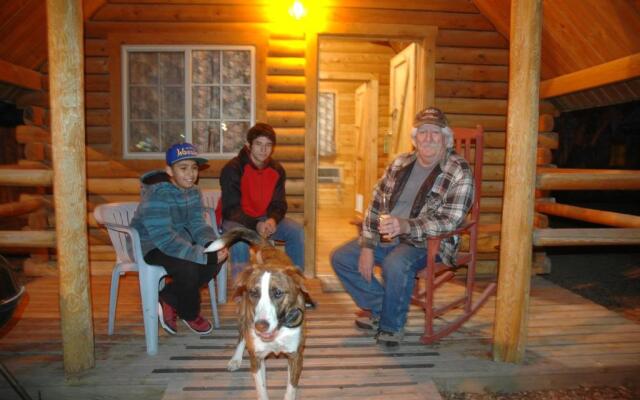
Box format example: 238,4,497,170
331,107,474,346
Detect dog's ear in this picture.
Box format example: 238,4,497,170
285,267,309,296
231,265,255,299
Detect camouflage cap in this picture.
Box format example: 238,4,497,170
413,107,448,128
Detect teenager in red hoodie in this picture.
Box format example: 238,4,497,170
219,123,304,279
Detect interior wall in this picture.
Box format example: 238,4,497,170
318,39,396,212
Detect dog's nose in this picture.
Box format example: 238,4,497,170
254,320,270,333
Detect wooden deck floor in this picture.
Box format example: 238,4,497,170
1,272,639,400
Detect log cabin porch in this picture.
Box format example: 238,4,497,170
2,241,640,400
2,275,639,399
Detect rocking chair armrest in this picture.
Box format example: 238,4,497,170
426,220,477,242
101,222,147,263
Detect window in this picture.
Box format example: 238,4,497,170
318,91,336,157
122,45,255,159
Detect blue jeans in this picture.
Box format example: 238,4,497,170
331,238,428,333
222,218,304,279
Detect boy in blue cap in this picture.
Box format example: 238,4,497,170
130,142,228,335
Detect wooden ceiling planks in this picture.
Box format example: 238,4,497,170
0,0,47,70
473,0,640,79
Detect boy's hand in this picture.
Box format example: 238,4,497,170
257,218,277,238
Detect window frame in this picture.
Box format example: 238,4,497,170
121,44,256,160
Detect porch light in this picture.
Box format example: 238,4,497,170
289,0,306,20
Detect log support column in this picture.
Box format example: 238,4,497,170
46,0,95,375
493,0,542,363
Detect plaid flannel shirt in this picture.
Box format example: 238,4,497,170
360,148,474,266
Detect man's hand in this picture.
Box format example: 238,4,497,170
358,247,375,283
379,216,410,239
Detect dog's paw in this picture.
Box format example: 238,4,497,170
227,359,242,371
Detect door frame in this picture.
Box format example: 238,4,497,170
304,23,437,277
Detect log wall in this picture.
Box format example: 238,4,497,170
10,1,560,276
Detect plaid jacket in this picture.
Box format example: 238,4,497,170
360,149,474,266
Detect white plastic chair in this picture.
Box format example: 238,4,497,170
201,189,228,303
94,202,219,356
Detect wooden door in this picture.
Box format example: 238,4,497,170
353,80,378,215
389,43,417,158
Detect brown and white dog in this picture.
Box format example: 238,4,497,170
206,228,307,400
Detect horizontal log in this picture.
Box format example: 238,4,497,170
86,91,110,109
267,57,304,76
536,168,640,190
268,39,305,57
16,125,50,143
86,144,112,161
273,146,305,161
86,74,109,91
323,8,494,31
273,128,305,145
87,109,110,126
533,228,640,247
266,93,305,111
436,29,508,49
84,39,108,56
15,91,49,108
538,113,554,132
267,76,305,93
484,131,558,149
22,106,49,126
436,63,509,82
266,111,306,128
0,59,43,90
480,197,502,213
0,230,55,248
0,169,52,186
0,198,45,217
435,97,507,115
448,114,505,131
435,80,508,99
436,47,509,66
535,201,640,228
24,142,51,161
86,57,109,74
86,126,111,144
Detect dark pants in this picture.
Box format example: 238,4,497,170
144,249,220,321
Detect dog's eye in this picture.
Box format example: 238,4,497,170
249,288,260,299
271,288,284,299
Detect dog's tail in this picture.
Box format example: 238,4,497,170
204,227,270,253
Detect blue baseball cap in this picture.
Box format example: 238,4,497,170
165,142,208,166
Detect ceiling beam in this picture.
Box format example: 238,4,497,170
540,53,640,99
0,59,43,90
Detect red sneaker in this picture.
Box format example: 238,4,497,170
158,299,177,335
182,315,212,335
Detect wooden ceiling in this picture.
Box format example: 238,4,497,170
0,0,639,108
473,0,640,79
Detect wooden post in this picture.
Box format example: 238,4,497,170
493,0,542,363
304,31,318,278
46,0,95,375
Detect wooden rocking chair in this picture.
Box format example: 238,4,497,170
411,125,497,344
